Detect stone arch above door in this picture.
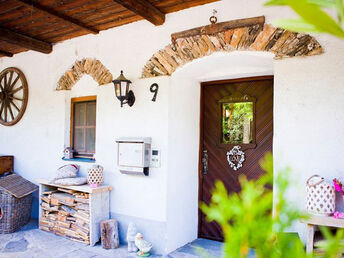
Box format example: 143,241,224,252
56,58,113,90
141,24,323,78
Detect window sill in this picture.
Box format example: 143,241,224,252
62,157,95,163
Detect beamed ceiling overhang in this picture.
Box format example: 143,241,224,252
0,0,220,58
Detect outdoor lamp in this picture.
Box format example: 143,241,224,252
112,70,135,107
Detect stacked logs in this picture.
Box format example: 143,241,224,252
141,24,323,78
39,188,90,244
56,58,113,90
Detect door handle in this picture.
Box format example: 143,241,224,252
202,150,208,175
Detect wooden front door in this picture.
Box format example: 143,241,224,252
198,76,273,241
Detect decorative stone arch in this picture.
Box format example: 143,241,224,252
141,23,323,78
56,58,113,90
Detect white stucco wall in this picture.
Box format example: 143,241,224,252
0,0,344,254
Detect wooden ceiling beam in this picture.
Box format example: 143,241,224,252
113,0,165,25
0,50,13,57
0,27,52,54
16,0,99,34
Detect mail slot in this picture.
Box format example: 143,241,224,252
116,137,151,176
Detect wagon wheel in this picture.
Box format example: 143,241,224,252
0,68,28,126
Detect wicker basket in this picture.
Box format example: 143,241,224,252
306,175,335,216
0,191,33,233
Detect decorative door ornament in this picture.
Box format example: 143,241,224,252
0,67,28,126
226,146,245,171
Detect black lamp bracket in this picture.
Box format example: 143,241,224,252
125,90,135,107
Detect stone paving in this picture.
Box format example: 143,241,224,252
0,220,225,258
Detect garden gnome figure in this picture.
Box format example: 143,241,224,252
127,222,138,252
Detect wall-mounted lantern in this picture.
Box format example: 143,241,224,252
112,70,135,107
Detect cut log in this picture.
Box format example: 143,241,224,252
48,213,58,221
74,194,86,199
66,216,76,222
75,203,89,211
41,202,59,212
76,198,89,204
52,193,75,205
40,226,51,232
100,219,119,249
56,214,67,222
41,195,50,204
72,222,89,234
73,213,90,223
58,188,76,194
42,190,57,195
57,221,71,229
61,205,76,214
39,218,54,227
58,210,70,216
50,197,60,206
76,210,90,219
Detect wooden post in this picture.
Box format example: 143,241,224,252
306,224,315,254
101,219,119,249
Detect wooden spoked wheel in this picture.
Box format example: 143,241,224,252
0,67,28,126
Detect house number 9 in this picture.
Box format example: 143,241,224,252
150,83,159,102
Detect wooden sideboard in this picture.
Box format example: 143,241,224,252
37,179,112,246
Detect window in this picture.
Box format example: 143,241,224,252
222,102,254,144
71,96,96,159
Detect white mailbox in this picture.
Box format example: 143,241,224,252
116,137,151,176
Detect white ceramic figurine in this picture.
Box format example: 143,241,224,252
127,222,138,253
135,233,152,257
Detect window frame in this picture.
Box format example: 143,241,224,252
70,95,97,159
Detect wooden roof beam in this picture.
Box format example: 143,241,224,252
0,50,13,57
113,0,165,25
16,0,99,35
0,27,52,54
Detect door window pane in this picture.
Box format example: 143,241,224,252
222,102,253,144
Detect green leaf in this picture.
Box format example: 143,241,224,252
335,0,344,24
264,0,287,6
308,0,336,8
284,0,344,38
273,18,324,33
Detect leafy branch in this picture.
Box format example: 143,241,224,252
200,153,344,257
265,0,344,38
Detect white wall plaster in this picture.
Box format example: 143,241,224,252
0,0,344,254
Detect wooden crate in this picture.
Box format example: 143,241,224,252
0,156,13,175
37,179,112,246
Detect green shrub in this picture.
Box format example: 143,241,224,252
200,153,343,257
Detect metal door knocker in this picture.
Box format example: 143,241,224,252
226,146,245,171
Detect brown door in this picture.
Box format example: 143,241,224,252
198,76,273,241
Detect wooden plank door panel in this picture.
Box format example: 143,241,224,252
199,76,273,241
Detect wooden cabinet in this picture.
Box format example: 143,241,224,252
0,156,13,175
37,179,112,246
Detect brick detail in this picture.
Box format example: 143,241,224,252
56,58,113,90
141,23,323,78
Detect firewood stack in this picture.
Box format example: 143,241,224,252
39,188,90,244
